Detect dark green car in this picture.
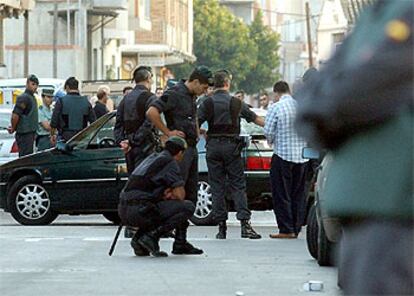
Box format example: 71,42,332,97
0,111,273,225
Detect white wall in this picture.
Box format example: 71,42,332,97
317,0,348,63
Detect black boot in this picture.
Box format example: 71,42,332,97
130,232,150,256
124,226,137,238
137,228,168,257
241,220,261,239
172,226,203,255
216,221,227,239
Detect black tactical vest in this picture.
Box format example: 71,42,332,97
121,152,174,202
123,87,153,134
60,94,90,131
205,94,242,137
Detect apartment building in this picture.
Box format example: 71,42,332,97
0,0,34,78
317,0,373,63
3,0,194,86
119,0,195,85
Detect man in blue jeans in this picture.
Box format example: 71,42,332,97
264,81,308,239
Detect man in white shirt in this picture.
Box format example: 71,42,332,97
264,81,308,239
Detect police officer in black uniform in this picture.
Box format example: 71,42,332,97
118,136,195,257
50,77,96,143
114,66,158,175
8,75,39,156
114,66,159,239
146,66,214,255
198,70,265,239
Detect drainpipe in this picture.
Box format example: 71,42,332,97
24,10,29,77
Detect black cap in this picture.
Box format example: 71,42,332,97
27,74,39,85
42,88,54,97
194,65,214,86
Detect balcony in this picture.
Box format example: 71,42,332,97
92,0,127,11
0,0,34,17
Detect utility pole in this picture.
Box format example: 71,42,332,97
0,17,4,65
305,2,313,67
101,16,104,79
53,1,58,78
23,10,29,77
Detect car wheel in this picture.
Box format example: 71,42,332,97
190,176,216,226
103,212,121,225
8,176,57,225
306,204,318,259
317,220,335,266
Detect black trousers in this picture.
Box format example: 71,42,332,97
178,145,198,205
16,132,35,157
269,154,308,234
118,200,195,234
206,138,250,222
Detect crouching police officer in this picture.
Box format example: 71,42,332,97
198,70,265,239
118,136,197,257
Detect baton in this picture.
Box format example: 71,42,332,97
108,224,123,256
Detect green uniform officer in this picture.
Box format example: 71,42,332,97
8,75,39,157
296,2,413,295
50,77,96,143
36,88,54,151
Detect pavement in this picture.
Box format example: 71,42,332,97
0,211,341,296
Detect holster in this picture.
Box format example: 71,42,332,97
232,137,245,156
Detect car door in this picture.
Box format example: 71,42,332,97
48,114,125,211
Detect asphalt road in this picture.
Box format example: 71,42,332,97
0,211,341,296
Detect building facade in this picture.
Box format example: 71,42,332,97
317,0,373,64
0,0,35,78
119,0,195,86
3,0,194,86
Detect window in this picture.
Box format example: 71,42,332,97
141,0,151,20
333,33,345,44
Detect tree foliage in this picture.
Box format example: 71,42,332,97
240,10,281,94
170,1,280,94
170,0,257,89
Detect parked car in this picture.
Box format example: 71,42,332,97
304,149,342,266
0,109,18,165
0,110,273,226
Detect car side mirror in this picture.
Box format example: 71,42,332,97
302,147,320,159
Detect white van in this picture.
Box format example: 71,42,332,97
0,78,65,107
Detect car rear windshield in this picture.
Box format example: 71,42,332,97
240,118,264,136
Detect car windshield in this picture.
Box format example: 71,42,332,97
240,108,266,136
68,113,115,149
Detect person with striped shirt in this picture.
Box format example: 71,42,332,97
264,81,308,239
